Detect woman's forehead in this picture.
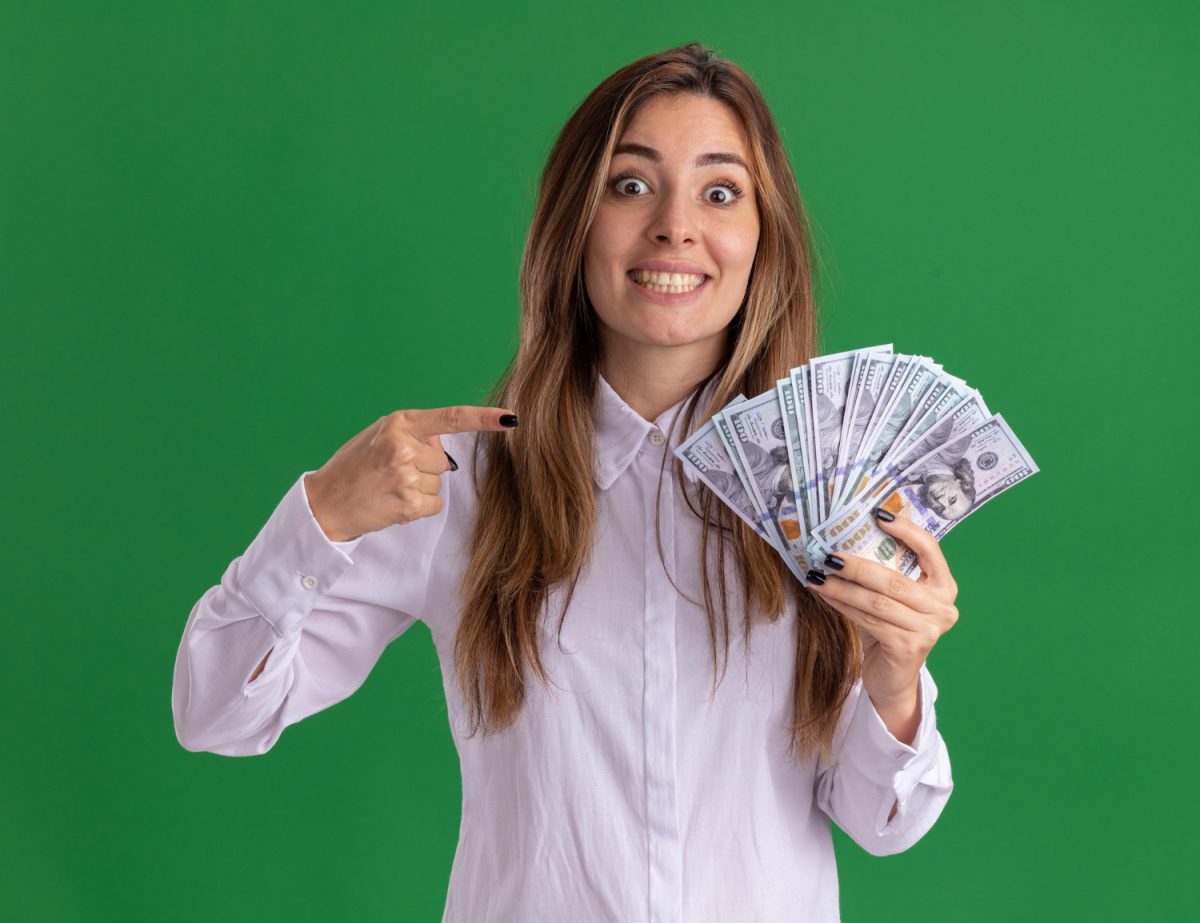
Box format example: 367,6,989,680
616,96,750,157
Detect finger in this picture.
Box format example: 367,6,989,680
810,572,926,633
825,585,902,643
819,548,944,617
401,405,518,438
390,462,444,495
394,487,444,521
407,439,453,475
412,471,442,496
874,508,956,593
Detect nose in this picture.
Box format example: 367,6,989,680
646,183,696,246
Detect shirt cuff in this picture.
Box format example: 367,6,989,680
235,471,360,638
299,473,365,557
840,663,942,835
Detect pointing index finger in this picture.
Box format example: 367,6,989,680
403,405,518,438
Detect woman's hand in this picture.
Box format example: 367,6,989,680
303,406,517,542
807,510,959,743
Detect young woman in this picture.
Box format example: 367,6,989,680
173,42,958,922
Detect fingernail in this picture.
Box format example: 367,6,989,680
499,414,519,428
444,450,459,472
875,507,896,522
806,570,827,585
825,554,845,570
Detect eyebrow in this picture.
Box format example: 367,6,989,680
613,142,750,173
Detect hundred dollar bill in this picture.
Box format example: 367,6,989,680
831,348,868,493
833,389,994,523
835,357,941,513
726,390,811,576
777,376,813,539
825,386,993,532
884,391,993,484
712,401,803,576
862,376,978,492
807,413,1039,575
832,351,900,506
808,345,892,520
675,395,765,537
788,364,821,530
891,373,973,452
856,358,939,466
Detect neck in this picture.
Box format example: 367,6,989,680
598,336,725,422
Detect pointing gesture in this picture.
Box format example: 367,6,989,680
304,406,518,542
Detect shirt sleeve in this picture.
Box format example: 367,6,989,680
813,662,954,856
171,469,447,757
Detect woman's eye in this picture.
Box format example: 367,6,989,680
611,174,648,196
705,181,744,206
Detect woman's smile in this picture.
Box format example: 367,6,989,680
627,268,712,304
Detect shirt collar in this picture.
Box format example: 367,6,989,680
592,373,719,490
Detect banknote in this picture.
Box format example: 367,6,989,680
680,346,1038,588
808,345,892,519
788,365,821,530
832,351,901,506
675,395,765,537
891,372,968,450
777,377,813,538
725,391,811,576
879,391,992,491
806,413,1039,574
860,377,981,496
834,358,944,514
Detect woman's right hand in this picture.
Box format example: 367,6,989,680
303,406,517,542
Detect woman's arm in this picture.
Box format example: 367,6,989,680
809,511,961,854
173,406,511,756
243,523,364,685
813,663,953,856
171,470,445,756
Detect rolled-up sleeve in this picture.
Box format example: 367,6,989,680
171,470,444,757
814,663,954,856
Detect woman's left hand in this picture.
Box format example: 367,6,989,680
808,511,959,740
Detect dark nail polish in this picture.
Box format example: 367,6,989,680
875,507,896,523
825,554,845,571
444,450,459,472
499,414,519,428
806,570,826,585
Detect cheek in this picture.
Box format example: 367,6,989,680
730,241,759,274
585,227,637,306
715,215,760,272
585,211,632,264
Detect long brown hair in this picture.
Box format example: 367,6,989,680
455,41,860,765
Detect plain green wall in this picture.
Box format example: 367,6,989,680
3,1,1196,920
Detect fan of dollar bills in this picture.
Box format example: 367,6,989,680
674,344,1039,586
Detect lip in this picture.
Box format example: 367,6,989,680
627,269,712,305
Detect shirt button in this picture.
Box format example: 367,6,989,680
648,430,666,446
301,575,318,590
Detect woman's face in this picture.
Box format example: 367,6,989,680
583,93,760,368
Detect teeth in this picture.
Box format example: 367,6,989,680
630,269,706,292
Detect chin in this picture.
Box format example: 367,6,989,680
633,325,723,350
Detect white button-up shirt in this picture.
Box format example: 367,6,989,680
172,375,953,922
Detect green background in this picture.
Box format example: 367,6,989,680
3,1,1195,919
